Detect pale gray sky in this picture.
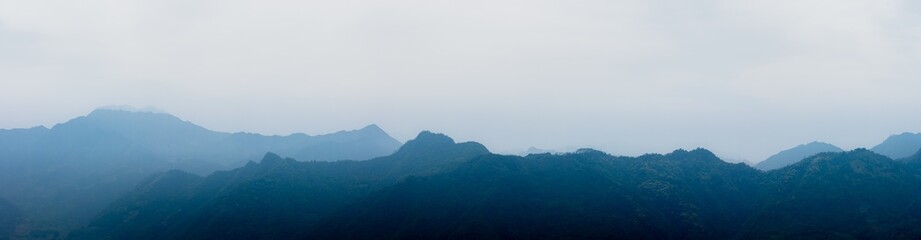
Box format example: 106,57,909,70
1,0,920,162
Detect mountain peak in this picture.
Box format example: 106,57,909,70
360,124,383,132
354,124,390,137
573,148,607,156
86,106,179,122
871,132,921,159
393,131,489,156
755,141,844,171
665,148,720,162
59,106,210,139
803,141,836,147
690,148,718,157
259,152,294,166
409,131,456,145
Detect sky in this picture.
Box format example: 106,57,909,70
1,0,920,162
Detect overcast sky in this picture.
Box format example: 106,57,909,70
1,0,920,162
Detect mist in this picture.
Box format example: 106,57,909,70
5,1,921,239
2,0,921,161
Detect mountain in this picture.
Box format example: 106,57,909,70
871,132,921,159
64,132,921,239
0,108,401,236
310,148,762,239
0,198,22,240
73,131,489,240
32,109,402,168
741,149,921,239
313,149,921,239
903,148,921,164
755,141,843,171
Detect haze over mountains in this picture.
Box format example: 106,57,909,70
2,108,921,239
3,0,920,238
754,141,843,171
753,135,921,170
0,108,401,237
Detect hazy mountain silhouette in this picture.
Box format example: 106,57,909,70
755,141,843,171
73,131,489,240
871,132,921,159
36,109,401,168
523,146,558,155
0,108,401,235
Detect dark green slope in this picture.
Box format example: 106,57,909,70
312,154,651,240
0,198,23,240
74,131,489,240
79,138,921,239
311,148,763,239
740,149,921,239
313,149,921,239
612,149,765,238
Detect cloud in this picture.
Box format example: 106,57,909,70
1,0,920,161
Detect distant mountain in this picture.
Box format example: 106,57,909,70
904,148,921,164
871,132,921,159
0,108,401,235
755,141,843,171
32,109,402,168
73,131,489,240
719,157,755,165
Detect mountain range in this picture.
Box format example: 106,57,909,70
753,134,921,171
4,108,921,239
0,108,401,236
73,132,921,239
72,131,488,240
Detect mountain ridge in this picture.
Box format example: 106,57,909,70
74,131,490,240
0,108,403,236
871,132,921,159
755,141,844,171
74,137,921,239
